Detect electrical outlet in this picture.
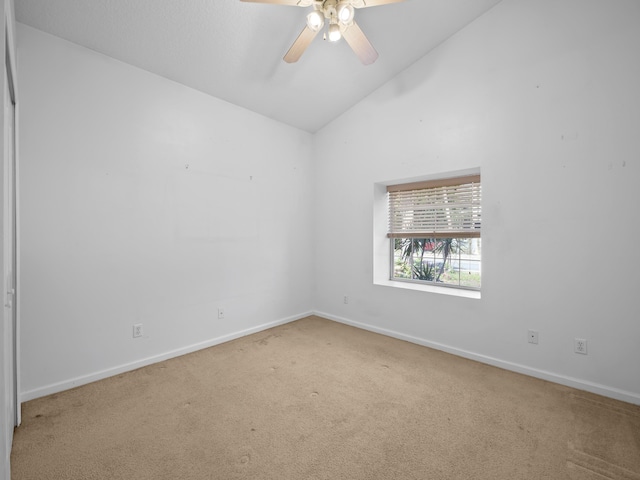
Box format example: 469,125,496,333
344,295,349,304
218,308,225,320
133,323,143,338
527,330,539,344
574,338,587,355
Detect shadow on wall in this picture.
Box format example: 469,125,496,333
373,55,439,103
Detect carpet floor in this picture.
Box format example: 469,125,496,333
11,316,640,479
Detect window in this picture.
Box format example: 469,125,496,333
387,175,481,290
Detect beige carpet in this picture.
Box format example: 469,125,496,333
11,316,640,479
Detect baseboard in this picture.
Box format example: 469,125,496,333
316,311,640,406
22,310,640,406
21,311,313,402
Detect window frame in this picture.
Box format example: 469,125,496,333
386,174,482,292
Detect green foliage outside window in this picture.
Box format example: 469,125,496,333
392,237,481,289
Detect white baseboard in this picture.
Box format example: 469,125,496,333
21,311,313,402
316,311,640,406
22,310,640,406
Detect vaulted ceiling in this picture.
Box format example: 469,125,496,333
15,0,502,132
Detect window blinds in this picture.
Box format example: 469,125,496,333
387,175,481,239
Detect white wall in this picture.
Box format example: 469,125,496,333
18,24,314,400
313,0,640,404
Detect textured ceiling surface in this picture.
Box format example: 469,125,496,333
15,0,502,132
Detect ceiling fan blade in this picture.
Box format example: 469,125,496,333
341,21,379,65
240,0,312,5
283,26,320,63
354,0,404,8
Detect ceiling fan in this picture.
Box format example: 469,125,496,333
240,0,405,65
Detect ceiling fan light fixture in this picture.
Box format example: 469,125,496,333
336,3,355,25
328,22,342,42
242,0,405,64
306,10,325,31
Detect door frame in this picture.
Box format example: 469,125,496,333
5,14,19,428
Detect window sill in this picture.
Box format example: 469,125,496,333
374,278,481,299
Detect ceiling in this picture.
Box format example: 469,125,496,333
15,0,502,133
